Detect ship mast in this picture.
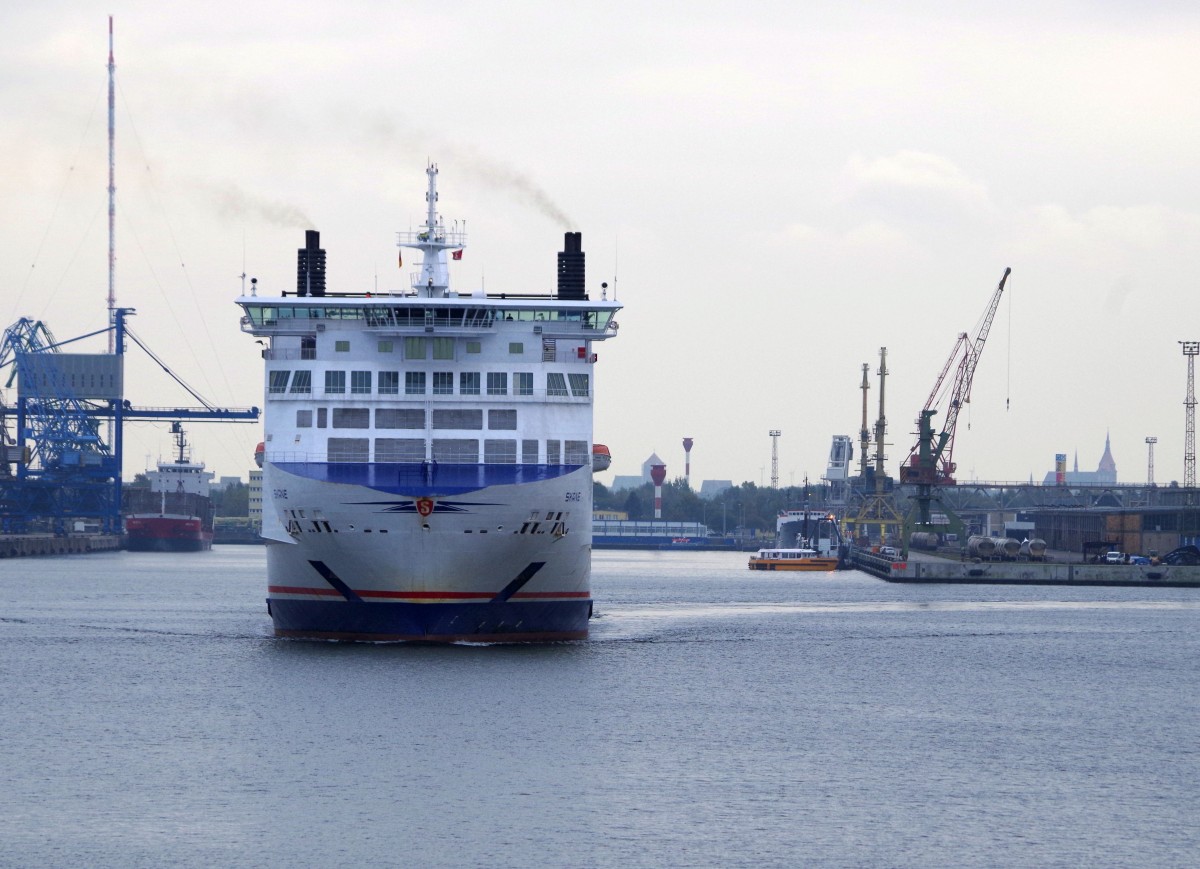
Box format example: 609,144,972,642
396,163,466,297
107,16,116,352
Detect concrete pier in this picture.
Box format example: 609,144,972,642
850,547,1200,588
0,535,123,559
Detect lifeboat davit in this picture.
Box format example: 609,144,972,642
592,443,611,473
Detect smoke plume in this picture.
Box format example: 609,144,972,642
209,184,314,230
365,119,574,229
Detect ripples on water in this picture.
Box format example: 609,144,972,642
1,547,1197,867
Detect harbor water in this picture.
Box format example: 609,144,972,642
1,547,1197,867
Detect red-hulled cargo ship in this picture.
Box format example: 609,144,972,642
124,423,215,552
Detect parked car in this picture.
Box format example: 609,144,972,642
1103,551,1124,564
879,546,898,558
1129,555,1151,565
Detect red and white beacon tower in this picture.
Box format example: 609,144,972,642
650,463,667,519
682,438,693,486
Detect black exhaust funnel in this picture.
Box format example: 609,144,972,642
297,229,326,297
556,232,585,300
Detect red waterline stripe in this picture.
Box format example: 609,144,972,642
268,585,589,600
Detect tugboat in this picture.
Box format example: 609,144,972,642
124,422,215,552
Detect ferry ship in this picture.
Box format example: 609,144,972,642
124,423,215,552
237,164,621,641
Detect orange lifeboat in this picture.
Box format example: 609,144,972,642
592,443,611,473
254,441,265,469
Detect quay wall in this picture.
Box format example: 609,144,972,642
0,535,123,559
850,548,1200,588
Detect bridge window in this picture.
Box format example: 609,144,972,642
522,439,538,463
565,440,588,464
332,408,370,429
376,409,425,429
289,371,312,394
432,439,479,462
404,337,427,359
484,439,517,464
432,409,483,430
568,373,589,397
488,409,517,430
328,438,368,462
375,438,425,462
459,372,481,395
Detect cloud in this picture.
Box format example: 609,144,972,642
839,150,994,220
1021,202,1200,251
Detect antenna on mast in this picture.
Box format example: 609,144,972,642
107,15,116,353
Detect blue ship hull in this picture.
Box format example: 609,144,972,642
267,597,592,642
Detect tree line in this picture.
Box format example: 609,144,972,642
127,474,250,517
594,477,834,535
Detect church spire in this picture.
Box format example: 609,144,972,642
1098,430,1117,474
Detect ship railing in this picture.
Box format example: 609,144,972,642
396,229,468,247
241,304,616,331
264,348,318,361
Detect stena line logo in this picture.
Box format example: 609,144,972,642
416,498,435,517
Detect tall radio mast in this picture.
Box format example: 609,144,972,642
107,16,116,353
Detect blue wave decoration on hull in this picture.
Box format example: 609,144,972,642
273,461,584,496
267,598,592,642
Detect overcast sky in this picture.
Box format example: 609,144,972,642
3,2,1199,488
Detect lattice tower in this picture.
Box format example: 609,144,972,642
769,430,781,489
1145,436,1157,485
1182,342,1198,487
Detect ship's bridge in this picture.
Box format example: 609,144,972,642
238,297,620,340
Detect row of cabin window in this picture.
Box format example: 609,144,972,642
296,408,519,430
329,338,527,356
268,370,588,397
323,438,590,464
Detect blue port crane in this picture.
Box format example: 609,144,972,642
0,318,119,532
0,308,258,534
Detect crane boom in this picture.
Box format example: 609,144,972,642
901,267,1010,485
939,266,1010,477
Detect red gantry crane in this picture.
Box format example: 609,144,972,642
901,268,1010,536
